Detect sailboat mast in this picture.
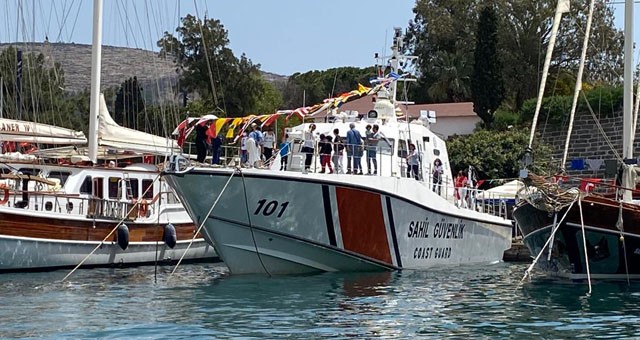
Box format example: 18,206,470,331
622,0,634,160
88,0,103,164
527,0,570,150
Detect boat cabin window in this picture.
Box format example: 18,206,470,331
49,171,71,187
126,179,139,199
397,139,408,158
92,177,104,198
377,138,394,155
433,149,440,156
142,179,154,199
108,177,121,199
18,168,40,176
80,176,92,194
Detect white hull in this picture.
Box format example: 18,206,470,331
166,168,512,275
0,235,216,271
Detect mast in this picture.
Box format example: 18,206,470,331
622,0,634,160
621,0,635,201
561,0,595,170
527,0,570,150
88,0,103,164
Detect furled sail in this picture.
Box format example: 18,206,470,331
0,118,87,145
97,94,179,155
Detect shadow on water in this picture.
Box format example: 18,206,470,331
2,262,640,338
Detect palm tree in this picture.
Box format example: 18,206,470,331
427,50,472,102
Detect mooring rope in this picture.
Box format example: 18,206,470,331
616,201,631,285
239,169,271,277
521,197,579,282
578,198,592,294
61,173,162,282
169,168,237,278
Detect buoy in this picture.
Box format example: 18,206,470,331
0,186,9,205
163,223,177,249
117,224,130,250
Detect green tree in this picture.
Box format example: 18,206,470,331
407,0,623,109
157,15,269,117
447,128,553,179
282,67,374,108
471,5,504,129
114,76,145,129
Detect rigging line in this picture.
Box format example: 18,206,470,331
144,0,170,139
61,173,163,282
240,168,272,277
114,0,130,47
193,0,220,110
577,199,592,294
581,91,623,162
330,68,338,98
169,169,237,278
203,0,226,115
616,201,631,285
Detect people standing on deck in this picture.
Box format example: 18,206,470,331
194,122,209,163
240,131,248,165
319,134,334,174
302,124,316,174
406,143,420,180
263,128,276,164
432,158,444,195
279,134,290,171
346,123,363,174
332,128,344,174
211,135,222,165
365,124,379,175
249,123,264,167
454,170,469,208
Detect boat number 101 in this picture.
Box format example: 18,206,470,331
254,199,289,218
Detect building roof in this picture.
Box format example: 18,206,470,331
310,96,476,119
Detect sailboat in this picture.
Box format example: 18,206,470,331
162,28,512,275
0,0,217,272
514,0,638,281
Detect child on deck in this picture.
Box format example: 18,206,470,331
319,134,334,174
279,134,290,171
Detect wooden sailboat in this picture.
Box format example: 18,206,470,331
514,0,638,281
0,0,217,272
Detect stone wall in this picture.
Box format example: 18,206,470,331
534,110,637,178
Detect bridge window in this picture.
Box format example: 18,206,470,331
108,177,121,199
142,179,154,199
49,171,71,187
80,176,92,194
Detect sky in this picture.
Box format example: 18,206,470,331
1,0,416,75
1,1,638,76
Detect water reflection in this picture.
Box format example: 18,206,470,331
1,263,640,338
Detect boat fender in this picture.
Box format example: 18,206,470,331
117,224,130,250
0,186,9,205
163,223,177,249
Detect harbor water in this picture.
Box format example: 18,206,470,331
2,262,640,338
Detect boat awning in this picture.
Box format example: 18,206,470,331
0,118,87,145
97,94,180,155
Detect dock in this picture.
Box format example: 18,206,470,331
503,238,531,262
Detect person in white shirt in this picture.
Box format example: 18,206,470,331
262,128,276,163
302,124,316,173
406,143,420,180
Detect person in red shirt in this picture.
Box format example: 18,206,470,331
454,170,468,207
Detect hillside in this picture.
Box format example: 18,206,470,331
0,42,288,102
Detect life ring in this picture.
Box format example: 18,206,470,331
138,199,149,218
0,186,9,205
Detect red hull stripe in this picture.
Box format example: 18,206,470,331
336,186,392,264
